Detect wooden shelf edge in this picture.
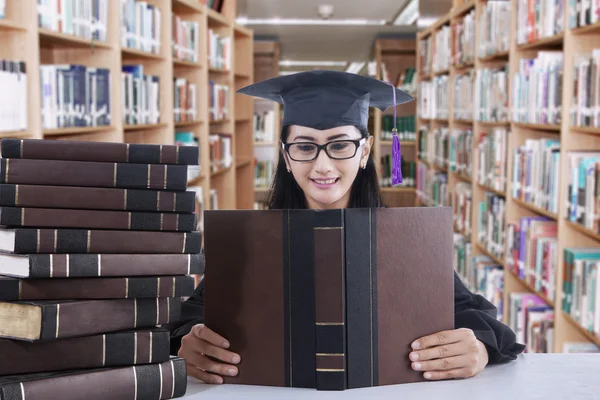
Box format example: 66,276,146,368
187,175,207,187
451,0,476,18
516,32,564,51
512,197,559,220
478,50,510,63
206,8,230,26
44,126,114,136
505,268,555,308
565,220,600,243
476,182,506,197
475,241,505,267
571,21,600,36
210,165,233,178
173,59,202,68
121,47,164,60
571,126,600,136
381,187,416,193
236,159,252,168
512,122,561,132
0,19,26,31
562,312,600,347
175,120,203,128
124,123,168,132
0,130,32,138
452,171,472,183
172,0,205,13
38,28,111,49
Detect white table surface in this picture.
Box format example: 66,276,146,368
179,354,600,400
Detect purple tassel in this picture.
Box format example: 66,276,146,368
386,81,403,185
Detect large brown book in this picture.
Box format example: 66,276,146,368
0,228,202,254
0,275,194,300
0,328,170,376
0,158,188,191
0,184,196,213
203,207,455,390
0,206,196,232
0,138,199,165
0,297,181,341
0,356,187,400
0,252,204,278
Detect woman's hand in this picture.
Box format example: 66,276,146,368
178,324,241,384
409,328,488,380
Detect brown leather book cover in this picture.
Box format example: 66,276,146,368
0,206,197,232
0,275,195,300
0,297,181,341
0,184,196,213
0,253,204,278
0,158,188,191
0,328,170,375
0,138,199,165
0,356,187,400
203,207,454,390
0,228,202,254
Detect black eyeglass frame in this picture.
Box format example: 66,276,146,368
281,138,367,162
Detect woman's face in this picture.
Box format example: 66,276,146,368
283,125,372,210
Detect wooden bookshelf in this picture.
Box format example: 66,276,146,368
373,38,418,207
418,0,600,353
0,0,254,215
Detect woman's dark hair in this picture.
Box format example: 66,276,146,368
267,125,386,209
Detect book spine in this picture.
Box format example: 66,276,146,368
0,184,196,213
10,228,201,255
0,206,197,232
26,253,204,278
313,210,346,391
34,297,181,340
0,137,199,165
0,275,195,301
0,158,188,191
0,357,187,400
0,328,170,376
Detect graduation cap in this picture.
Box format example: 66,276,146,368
236,69,414,185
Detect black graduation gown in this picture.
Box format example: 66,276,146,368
168,272,525,364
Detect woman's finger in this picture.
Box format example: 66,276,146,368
181,328,241,365
188,365,225,384
411,354,472,372
193,324,231,348
422,366,476,381
409,340,470,362
195,354,239,377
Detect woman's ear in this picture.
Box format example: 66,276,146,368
361,136,374,166
281,142,292,172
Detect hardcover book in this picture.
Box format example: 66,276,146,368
203,207,455,391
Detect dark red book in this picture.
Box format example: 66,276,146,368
0,206,196,232
0,228,202,254
0,252,204,278
0,357,187,400
0,328,170,375
0,138,199,165
203,207,455,390
0,275,195,300
0,158,188,191
0,297,181,341
0,184,196,213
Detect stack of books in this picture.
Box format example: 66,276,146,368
0,138,203,399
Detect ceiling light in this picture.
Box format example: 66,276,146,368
417,17,438,28
345,62,366,75
236,17,387,26
393,0,419,25
279,60,348,67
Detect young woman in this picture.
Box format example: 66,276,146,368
169,70,525,385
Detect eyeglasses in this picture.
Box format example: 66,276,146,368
281,138,366,162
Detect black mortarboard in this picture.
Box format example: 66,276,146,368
237,70,414,185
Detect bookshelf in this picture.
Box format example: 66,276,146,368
417,0,600,353
0,0,254,215
373,38,418,207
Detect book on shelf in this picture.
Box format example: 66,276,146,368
40,64,111,129
203,207,455,390
562,247,600,339
416,166,449,207
175,131,202,182
0,60,27,133
0,0,5,19
417,75,449,120
174,77,198,123
433,25,451,73
516,0,565,45
380,66,416,96
253,100,277,143
0,138,198,399
172,14,199,63
478,192,505,261
122,64,161,126
476,127,509,194
448,128,472,177
565,152,600,231
209,133,232,172
209,81,229,121
572,49,600,129
570,0,600,28
121,0,162,54
453,71,474,121
478,0,510,58
508,292,554,353
512,138,560,214
452,8,475,67
379,155,416,188
381,115,416,141
420,126,449,169
452,182,472,236
418,36,432,76
208,28,231,71
511,52,563,126
37,0,109,42
254,159,274,188
475,65,509,123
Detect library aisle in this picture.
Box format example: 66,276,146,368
1,0,600,357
